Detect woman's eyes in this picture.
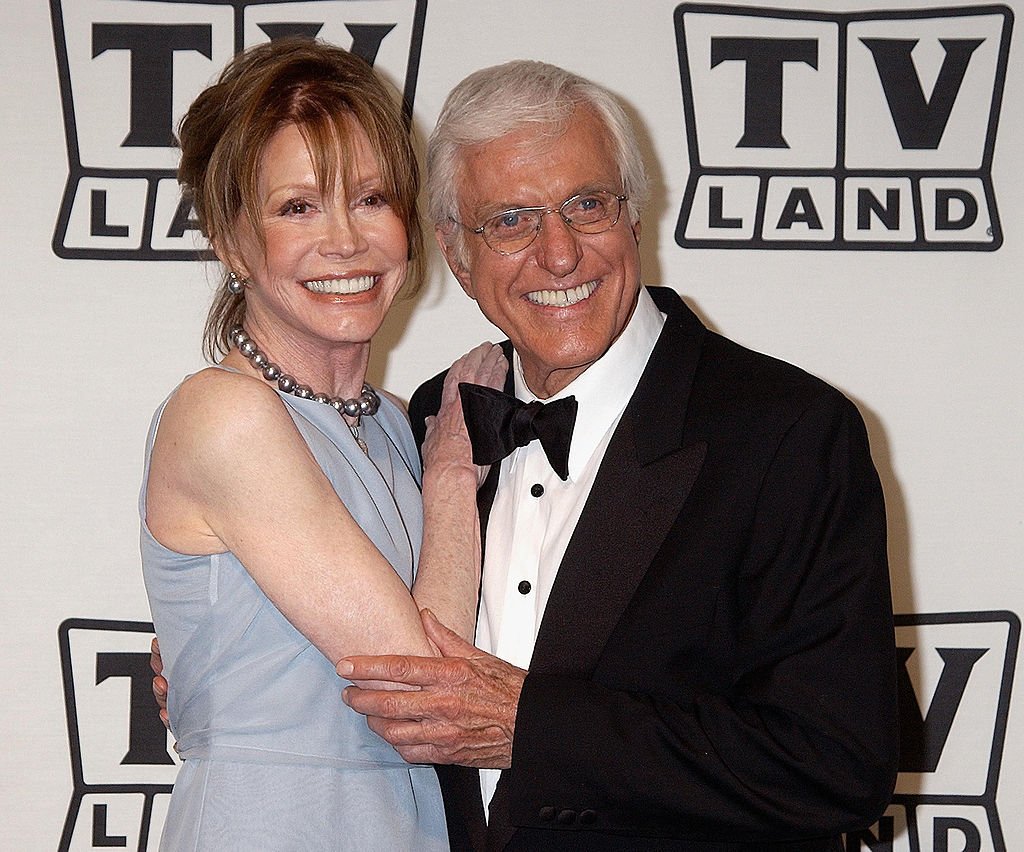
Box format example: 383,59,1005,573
279,199,315,216
358,192,389,209
274,191,389,217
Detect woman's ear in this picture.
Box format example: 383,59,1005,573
212,233,249,282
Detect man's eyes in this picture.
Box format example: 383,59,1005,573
496,211,524,229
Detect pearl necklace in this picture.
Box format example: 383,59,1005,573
230,325,380,453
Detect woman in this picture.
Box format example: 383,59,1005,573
141,39,503,849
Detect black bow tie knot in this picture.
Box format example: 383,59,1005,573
458,383,578,480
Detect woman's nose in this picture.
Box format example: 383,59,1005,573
320,208,368,257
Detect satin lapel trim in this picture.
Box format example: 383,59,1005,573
530,423,706,676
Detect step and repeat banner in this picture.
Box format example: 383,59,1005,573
2,1,1021,848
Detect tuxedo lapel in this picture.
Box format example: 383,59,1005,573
485,289,708,850
467,291,710,850
528,287,708,677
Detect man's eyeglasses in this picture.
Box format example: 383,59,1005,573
451,190,628,255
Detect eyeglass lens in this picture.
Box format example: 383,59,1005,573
482,190,624,253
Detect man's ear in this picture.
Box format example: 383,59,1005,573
631,218,641,245
434,226,476,300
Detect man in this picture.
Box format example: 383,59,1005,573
339,60,899,850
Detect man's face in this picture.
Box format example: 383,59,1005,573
438,106,642,398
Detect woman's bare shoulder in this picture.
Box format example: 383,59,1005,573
157,367,297,461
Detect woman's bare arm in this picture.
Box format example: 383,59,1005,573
412,343,507,642
146,367,436,662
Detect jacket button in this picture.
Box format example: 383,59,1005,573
579,809,598,825
538,806,556,822
531,483,544,497
556,809,577,825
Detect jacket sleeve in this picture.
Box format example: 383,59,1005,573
505,389,899,843
407,371,447,452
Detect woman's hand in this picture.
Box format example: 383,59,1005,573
413,344,503,639
422,343,507,488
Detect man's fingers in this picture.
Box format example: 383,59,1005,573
150,637,163,675
337,654,447,686
343,685,431,720
365,715,450,746
421,609,476,658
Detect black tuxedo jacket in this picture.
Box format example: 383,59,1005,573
408,287,898,852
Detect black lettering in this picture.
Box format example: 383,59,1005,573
96,652,175,765
255,23,394,67
92,23,213,148
935,189,979,230
845,815,894,851
90,190,129,238
709,186,743,229
258,23,324,41
934,816,982,852
897,646,986,772
92,803,128,847
858,188,900,231
710,37,818,148
777,187,823,230
860,38,983,149
346,24,397,66
166,194,201,239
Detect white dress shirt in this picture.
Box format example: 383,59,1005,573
475,287,665,812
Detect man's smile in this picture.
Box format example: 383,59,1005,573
524,279,598,307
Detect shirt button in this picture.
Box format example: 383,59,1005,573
518,580,532,595
530,483,544,497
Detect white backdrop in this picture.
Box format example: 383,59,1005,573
1,1,1021,849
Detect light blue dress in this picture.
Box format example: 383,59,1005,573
140,370,449,851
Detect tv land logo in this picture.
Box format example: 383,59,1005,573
674,5,1013,250
58,620,176,851
49,0,426,261
59,613,1019,850
846,613,1019,852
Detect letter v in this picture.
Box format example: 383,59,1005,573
860,38,983,149
897,645,987,772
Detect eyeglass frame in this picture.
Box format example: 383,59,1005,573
449,190,630,256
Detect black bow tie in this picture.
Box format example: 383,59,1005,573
458,383,578,480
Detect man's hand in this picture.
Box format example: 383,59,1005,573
339,609,525,768
150,637,170,730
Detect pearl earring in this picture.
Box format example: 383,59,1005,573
227,271,248,295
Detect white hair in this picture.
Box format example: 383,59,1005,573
426,60,649,262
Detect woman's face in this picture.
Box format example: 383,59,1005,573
228,121,409,358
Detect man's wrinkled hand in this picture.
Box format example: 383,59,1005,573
338,609,525,768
